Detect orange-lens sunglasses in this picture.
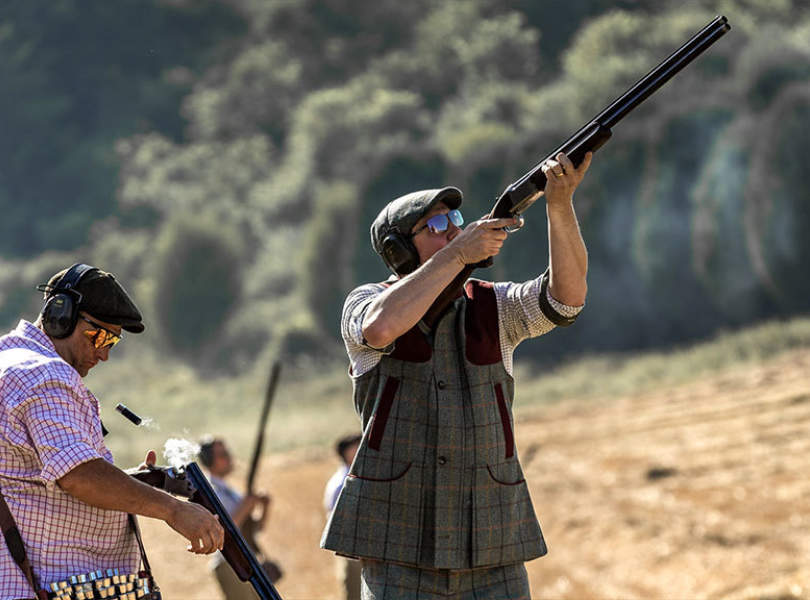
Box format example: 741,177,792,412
80,316,122,349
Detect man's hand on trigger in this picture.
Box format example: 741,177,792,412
446,215,521,265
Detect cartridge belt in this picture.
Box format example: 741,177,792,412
45,569,158,600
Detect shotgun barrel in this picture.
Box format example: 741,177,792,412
247,361,282,495
492,15,730,220
420,16,730,329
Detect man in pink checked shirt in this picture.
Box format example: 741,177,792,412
0,263,224,600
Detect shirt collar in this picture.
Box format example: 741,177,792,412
15,319,58,354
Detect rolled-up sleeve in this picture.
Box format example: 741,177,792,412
21,378,105,487
496,276,584,347
341,283,395,377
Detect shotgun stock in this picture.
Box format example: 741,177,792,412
421,15,731,328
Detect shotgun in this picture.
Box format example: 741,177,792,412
421,15,731,328
247,361,281,495
132,463,283,600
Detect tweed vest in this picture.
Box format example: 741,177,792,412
321,279,547,569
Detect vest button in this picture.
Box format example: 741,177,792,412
437,380,446,389
437,456,447,465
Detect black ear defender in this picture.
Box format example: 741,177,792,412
380,229,420,276
38,263,97,339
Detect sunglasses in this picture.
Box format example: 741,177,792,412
80,316,122,350
410,209,464,237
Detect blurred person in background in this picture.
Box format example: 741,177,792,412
321,152,593,599
323,433,362,600
198,436,281,600
0,263,223,600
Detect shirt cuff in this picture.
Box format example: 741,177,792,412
545,286,584,318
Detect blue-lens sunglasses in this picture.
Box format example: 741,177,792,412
410,209,464,237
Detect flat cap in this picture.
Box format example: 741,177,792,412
44,266,145,333
370,186,463,257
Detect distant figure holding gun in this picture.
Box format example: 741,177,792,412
0,263,223,600
199,436,281,600
320,151,593,599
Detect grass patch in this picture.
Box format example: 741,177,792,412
515,316,810,408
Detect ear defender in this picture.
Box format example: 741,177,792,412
380,230,420,276
40,263,96,339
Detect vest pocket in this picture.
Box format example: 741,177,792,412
494,383,514,458
486,462,526,486
348,461,412,482
368,376,400,451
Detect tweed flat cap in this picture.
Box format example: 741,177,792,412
370,187,463,256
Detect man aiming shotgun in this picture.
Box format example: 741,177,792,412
320,16,730,600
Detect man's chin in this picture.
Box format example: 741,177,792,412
75,364,93,377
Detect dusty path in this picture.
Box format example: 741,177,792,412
141,348,810,599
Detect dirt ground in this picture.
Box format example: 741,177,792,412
140,348,810,599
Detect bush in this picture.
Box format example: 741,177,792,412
299,181,359,337
152,216,244,364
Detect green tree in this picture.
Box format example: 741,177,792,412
0,0,244,255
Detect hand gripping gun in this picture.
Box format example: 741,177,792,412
132,463,283,600
421,15,731,328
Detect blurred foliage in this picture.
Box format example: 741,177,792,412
0,0,245,256
1,1,810,373
151,216,244,370
299,181,359,336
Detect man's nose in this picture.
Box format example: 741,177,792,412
97,346,111,362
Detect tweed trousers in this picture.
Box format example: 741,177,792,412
322,281,546,570
360,560,531,600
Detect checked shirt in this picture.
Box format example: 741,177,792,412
0,321,138,600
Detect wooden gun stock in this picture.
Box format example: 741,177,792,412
421,15,731,329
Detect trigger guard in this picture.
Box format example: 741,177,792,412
504,216,525,234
